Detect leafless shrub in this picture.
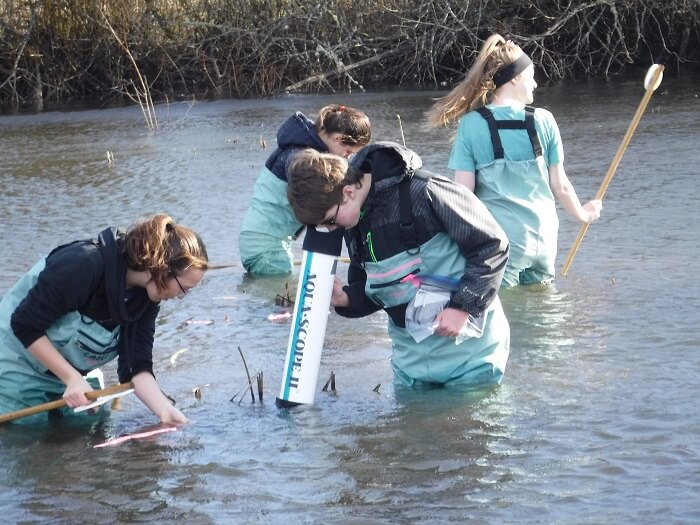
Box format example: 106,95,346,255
0,0,697,108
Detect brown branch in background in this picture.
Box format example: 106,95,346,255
0,1,37,104
0,0,698,109
284,45,411,93
100,7,157,130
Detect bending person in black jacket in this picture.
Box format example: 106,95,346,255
287,142,511,388
0,214,208,424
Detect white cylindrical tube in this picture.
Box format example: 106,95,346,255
276,227,343,407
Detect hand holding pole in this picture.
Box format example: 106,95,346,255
0,382,135,424
560,64,664,277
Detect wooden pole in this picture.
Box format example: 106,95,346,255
0,382,135,424
560,64,664,277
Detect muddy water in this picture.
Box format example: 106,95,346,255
1,74,699,524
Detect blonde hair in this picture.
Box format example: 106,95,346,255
426,34,525,129
124,214,208,292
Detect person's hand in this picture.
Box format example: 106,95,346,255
331,277,350,307
63,376,94,408
581,199,602,223
434,307,470,338
158,404,189,425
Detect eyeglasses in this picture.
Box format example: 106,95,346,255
172,273,188,299
321,203,341,226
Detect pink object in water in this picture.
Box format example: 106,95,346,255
93,426,177,448
267,311,292,323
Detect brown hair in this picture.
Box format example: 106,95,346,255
287,149,363,225
426,34,525,130
123,214,208,292
315,104,372,146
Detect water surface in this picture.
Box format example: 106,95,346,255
1,74,699,524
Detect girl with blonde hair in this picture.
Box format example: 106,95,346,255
428,34,602,287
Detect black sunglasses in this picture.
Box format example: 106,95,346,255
172,273,188,298
321,203,341,226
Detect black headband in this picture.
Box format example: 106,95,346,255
492,54,533,88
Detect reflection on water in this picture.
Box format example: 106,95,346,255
1,74,700,523
332,388,503,516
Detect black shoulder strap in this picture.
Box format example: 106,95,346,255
477,105,543,159
524,105,542,157
398,170,420,254
476,106,505,159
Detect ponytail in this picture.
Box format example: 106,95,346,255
426,34,524,132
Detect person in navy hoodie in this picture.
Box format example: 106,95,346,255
239,104,371,275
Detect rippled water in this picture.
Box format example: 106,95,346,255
1,73,699,524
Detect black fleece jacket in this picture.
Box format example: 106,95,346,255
335,142,509,326
10,228,159,381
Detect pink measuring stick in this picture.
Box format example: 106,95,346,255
94,426,177,448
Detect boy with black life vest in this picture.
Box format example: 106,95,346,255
287,142,510,388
